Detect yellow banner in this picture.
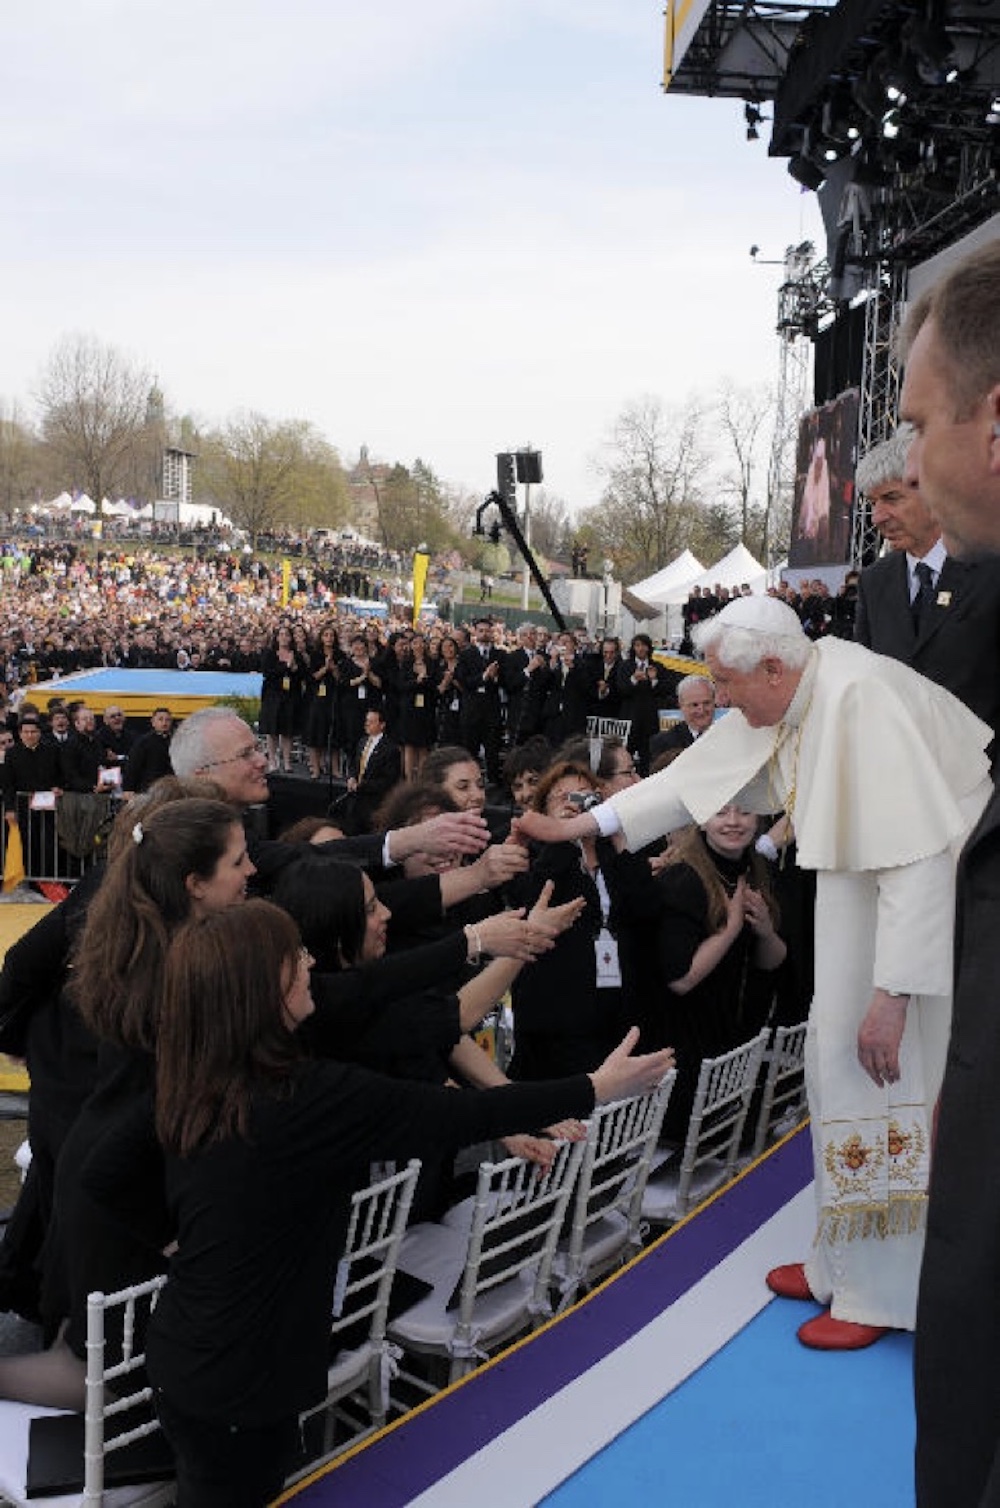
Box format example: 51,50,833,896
412,552,430,627
663,0,712,88
281,558,291,608
2,826,24,893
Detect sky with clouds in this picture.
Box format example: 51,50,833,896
1,1,822,513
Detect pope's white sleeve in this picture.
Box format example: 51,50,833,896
605,763,694,851
873,850,955,999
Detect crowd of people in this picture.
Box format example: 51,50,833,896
0,239,996,1508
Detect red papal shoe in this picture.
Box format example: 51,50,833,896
796,1311,889,1350
766,1263,814,1301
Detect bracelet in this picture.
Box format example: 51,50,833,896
465,924,483,965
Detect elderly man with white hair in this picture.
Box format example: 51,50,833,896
517,593,992,1349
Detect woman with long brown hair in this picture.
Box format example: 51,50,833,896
139,901,673,1506
0,796,253,1411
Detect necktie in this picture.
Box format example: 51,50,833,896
912,561,936,633
359,737,374,777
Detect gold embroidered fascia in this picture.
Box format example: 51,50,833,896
817,1105,930,1243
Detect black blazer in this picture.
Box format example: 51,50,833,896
915,784,1000,1506
648,722,694,762
351,734,402,807
854,552,1000,735
455,644,505,701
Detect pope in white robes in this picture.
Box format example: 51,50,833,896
519,596,992,1346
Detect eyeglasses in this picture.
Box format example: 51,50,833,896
197,741,262,771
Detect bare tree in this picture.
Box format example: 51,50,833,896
581,396,711,582
38,335,153,516
522,488,569,562
717,383,773,549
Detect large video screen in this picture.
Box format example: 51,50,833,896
788,389,859,569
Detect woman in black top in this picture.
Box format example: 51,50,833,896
137,902,673,1506
434,634,463,745
652,804,786,1139
508,761,662,1081
0,795,254,1409
303,621,344,779
259,622,307,773
398,630,437,779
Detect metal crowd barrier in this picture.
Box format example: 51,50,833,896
1,791,125,886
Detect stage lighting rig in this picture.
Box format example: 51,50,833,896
744,101,767,140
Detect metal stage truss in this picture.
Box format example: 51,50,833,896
664,0,1000,568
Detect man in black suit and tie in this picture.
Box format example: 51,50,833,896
455,617,505,786
854,422,1000,741
347,707,402,831
500,623,538,746
647,674,716,763
899,241,1000,1508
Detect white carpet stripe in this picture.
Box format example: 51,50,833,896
405,1186,815,1508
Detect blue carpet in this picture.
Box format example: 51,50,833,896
543,1297,916,1507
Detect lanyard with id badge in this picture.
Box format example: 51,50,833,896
593,866,622,988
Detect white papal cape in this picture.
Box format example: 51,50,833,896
608,638,992,1328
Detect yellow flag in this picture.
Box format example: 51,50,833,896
281,558,291,608
412,552,430,627
2,825,25,893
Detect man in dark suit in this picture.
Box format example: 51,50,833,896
347,707,402,831
648,674,716,763
900,241,1000,1508
500,623,539,746
124,708,174,794
455,617,505,785
586,637,624,720
534,631,592,747
854,423,1000,740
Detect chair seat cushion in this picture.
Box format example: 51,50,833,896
389,1224,535,1354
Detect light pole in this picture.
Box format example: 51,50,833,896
516,448,543,612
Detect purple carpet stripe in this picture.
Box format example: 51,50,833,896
285,1127,813,1507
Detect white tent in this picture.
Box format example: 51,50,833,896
663,542,767,604
630,550,704,605
69,493,96,514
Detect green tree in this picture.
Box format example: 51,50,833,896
198,412,331,547
0,402,42,513
37,334,154,516
376,459,461,553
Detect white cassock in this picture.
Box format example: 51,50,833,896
604,638,992,1328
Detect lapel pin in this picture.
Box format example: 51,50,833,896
936,591,952,607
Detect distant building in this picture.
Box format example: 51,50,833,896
346,445,389,539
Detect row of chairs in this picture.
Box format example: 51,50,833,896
0,1025,807,1503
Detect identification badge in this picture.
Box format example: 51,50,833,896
595,929,622,988
282,675,291,691
415,692,425,708
358,685,367,700
318,683,327,698
450,697,460,711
